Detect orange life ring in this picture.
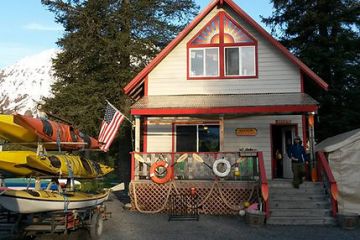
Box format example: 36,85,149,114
149,161,172,184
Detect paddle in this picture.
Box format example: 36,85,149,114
110,183,125,192
192,153,213,169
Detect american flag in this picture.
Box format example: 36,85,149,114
98,103,125,152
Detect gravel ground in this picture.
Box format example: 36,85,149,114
100,194,360,240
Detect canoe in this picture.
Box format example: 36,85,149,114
0,115,38,143
0,151,37,176
0,151,113,179
26,154,114,178
0,189,110,213
13,114,100,150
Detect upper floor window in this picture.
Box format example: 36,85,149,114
188,12,257,79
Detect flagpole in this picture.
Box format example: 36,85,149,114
105,100,134,125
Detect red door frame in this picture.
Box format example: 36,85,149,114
270,123,298,179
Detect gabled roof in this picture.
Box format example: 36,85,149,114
124,0,328,95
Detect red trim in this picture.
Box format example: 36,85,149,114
300,70,304,93
257,152,270,218
144,75,148,96
131,105,318,116
302,115,307,145
219,12,225,77
124,0,328,95
143,117,147,152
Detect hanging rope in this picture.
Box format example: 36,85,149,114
217,183,256,211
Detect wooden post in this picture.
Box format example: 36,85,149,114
220,115,225,152
134,116,141,180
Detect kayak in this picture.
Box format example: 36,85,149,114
13,114,100,150
0,189,110,213
26,154,114,178
0,151,36,176
0,114,38,143
0,151,113,178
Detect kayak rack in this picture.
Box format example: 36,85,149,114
0,204,111,239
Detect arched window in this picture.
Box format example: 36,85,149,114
187,12,257,79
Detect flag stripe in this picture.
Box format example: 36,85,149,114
98,103,125,152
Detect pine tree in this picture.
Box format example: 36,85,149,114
41,0,199,183
262,0,360,140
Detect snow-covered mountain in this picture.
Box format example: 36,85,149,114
0,49,59,114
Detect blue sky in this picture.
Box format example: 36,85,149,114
0,0,273,68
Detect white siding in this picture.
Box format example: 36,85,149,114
146,124,172,152
224,115,304,178
148,7,301,95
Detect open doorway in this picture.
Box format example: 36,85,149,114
271,125,297,179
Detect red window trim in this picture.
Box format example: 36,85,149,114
187,11,258,80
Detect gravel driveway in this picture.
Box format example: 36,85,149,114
100,194,360,240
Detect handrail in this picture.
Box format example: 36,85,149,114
316,151,338,217
257,151,269,218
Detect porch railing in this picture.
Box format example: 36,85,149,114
316,151,338,217
130,152,260,181
257,152,269,218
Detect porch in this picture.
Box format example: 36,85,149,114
129,151,269,216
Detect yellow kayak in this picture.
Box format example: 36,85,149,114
0,115,37,143
0,151,37,176
0,151,113,178
0,189,110,213
26,154,113,178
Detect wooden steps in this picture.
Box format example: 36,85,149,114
267,179,336,225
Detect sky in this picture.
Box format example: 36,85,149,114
0,0,273,69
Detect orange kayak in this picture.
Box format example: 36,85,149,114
13,114,100,150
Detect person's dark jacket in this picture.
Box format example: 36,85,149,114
289,144,307,163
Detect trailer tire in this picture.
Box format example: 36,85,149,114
89,213,103,239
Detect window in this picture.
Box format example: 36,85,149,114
188,12,257,79
225,46,255,76
176,124,220,152
190,48,219,77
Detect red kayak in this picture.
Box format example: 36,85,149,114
13,114,100,150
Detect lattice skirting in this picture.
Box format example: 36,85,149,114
129,180,260,215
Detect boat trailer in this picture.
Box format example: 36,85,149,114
0,204,111,239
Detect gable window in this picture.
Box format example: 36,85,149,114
187,12,257,79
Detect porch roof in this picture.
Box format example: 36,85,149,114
131,93,319,116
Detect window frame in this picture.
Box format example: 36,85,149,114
187,11,258,80
224,46,256,77
189,47,220,78
175,123,220,153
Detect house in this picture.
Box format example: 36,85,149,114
124,0,331,218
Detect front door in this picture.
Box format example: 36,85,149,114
281,127,296,179
271,125,296,179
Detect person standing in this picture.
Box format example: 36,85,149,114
289,136,308,188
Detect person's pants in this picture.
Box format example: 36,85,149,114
292,162,305,188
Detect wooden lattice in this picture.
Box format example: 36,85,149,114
129,180,259,215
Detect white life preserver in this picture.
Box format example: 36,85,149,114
212,158,231,178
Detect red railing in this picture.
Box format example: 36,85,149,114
316,151,338,217
257,152,269,218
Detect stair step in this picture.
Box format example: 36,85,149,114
269,181,322,188
270,187,324,194
270,194,326,201
270,209,331,217
270,200,330,209
267,216,336,225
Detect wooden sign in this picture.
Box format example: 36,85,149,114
275,120,292,125
235,128,257,136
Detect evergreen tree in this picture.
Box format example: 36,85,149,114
41,0,199,183
41,0,199,135
262,0,360,140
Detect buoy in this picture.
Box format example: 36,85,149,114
212,158,231,178
149,161,172,184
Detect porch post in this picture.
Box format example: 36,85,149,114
308,112,316,168
220,115,225,151
134,115,141,180
135,115,141,152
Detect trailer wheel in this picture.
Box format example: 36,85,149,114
89,213,103,239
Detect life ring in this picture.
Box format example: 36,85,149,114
213,158,231,177
150,161,173,184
